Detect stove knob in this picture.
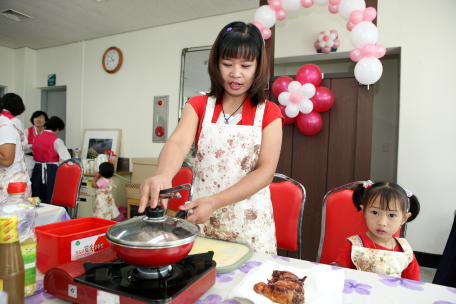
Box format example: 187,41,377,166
155,126,165,137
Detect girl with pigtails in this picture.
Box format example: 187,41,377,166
332,181,421,281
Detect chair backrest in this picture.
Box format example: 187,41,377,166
316,182,401,264
167,162,194,212
270,173,306,259
50,159,83,219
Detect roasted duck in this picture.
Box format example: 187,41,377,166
254,270,307,304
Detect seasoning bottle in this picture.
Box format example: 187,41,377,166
0,215,25,304
0,182,37,297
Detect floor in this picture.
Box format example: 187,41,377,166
420,267,437,283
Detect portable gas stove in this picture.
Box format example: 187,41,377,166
44,249,216,303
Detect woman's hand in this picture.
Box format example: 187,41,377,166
179,197,219,224
139,175,172,213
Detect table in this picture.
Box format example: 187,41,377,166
32,252,456,304
35,203,71,227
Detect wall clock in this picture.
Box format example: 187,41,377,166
102,47,123,73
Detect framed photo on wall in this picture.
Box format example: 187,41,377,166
81,129,122,170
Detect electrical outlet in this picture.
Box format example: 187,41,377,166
382,142,389,152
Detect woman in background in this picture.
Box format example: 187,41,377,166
24,111,48,178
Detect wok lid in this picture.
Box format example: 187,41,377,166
106,206,200,247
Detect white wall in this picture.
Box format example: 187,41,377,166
0,45,15,92
3,0,455,255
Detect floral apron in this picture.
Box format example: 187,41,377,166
192,96,277,254
348,235,414,278
0,122,31,200
93,178,120,220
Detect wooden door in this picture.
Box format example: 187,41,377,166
270,73,374,261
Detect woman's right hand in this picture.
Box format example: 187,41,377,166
138,175,172,213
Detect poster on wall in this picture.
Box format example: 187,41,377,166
81,129,122,170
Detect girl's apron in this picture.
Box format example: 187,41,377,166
93,178,120,220
192,96,277,254
348,235,414,278
0,122,31,201
25,126,41,178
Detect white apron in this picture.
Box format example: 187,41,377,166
192,97,277,254
93,178,120,220
348,235,414,278
0,122,31,201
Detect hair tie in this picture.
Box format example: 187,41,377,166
403,188,412,198
227,27,233,32
363,180,373,189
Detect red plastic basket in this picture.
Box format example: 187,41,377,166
36,217,116,273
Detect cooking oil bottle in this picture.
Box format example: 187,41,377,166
0,182,36,297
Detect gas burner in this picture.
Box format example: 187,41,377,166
133,265,173,280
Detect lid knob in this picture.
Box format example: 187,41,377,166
145,206,165,218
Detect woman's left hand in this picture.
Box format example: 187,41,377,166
178,197,218,224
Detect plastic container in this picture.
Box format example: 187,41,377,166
35,217,116,273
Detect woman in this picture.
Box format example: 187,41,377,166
139,21,283,254
31,116,71,204
24,111,49,178
0,93,30,201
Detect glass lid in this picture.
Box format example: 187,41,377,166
106,206,200,247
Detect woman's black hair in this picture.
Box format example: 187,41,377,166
99,162,114,179
352,181,420,222
207,21,269,106
0,93,26,116
44,116,65,132
30,111,49,125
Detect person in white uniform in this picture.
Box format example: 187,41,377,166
139,21,283,254
24,111,48,178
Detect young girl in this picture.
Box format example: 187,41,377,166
333,181,421,281
139,21,283,254
92,162,120,220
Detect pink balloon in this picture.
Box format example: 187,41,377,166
276,8,287,20
301,0,314,8
346,21,355,31
328,0,340,4
314,40,322,50
272,76,294,98
323,36,329,41
322,47,331,54
310,86,334,112
362,43,376,57
328,4,339,14
262,27,272,40
349,10,364,24
375,44,386,58
350,48,363,62
297,111,323,135
332,38,340,48
252,22,263,32
363,7,377,22
269,0,282,11
279,105,298,124
296,64,322,87
330,30,338,37
290,92,301,104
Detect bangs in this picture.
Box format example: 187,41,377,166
218,33,259,62
366,187,403,212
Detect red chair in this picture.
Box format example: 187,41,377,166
270,173,306,259
316,182,402,264
50,159,84,219
166,162,194,212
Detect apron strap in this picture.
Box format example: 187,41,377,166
253,101,266,128
203,96,217,124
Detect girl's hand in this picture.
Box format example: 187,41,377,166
139,175,172,213
178,197,219,224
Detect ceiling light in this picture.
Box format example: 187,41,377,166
0,9,33,21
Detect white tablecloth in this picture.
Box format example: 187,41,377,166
35,203,71,227
31,252,456,304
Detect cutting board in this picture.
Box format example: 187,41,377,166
189,237,252,273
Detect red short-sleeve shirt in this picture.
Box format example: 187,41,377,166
335,232,421,281
187,95,284,152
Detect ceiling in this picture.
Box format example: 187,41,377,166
0,0,259,50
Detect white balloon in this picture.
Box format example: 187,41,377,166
338,0,366,21
354,57,383,85
329,33,336,40
254,5,277,28
278,92,291,106
281,0,301,12
350,21,378,48
298,83,316,99
285,103,300,118
288,81,302,93
314,0,329,6
325,40,334,48
298,99,314,114
317,34,324,41
318,41,326,48
324,30,331,36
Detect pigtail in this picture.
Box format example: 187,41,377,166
352,183,365,211
406,194,420,222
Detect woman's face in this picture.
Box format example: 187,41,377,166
219,56,257,98
33,115,46,127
